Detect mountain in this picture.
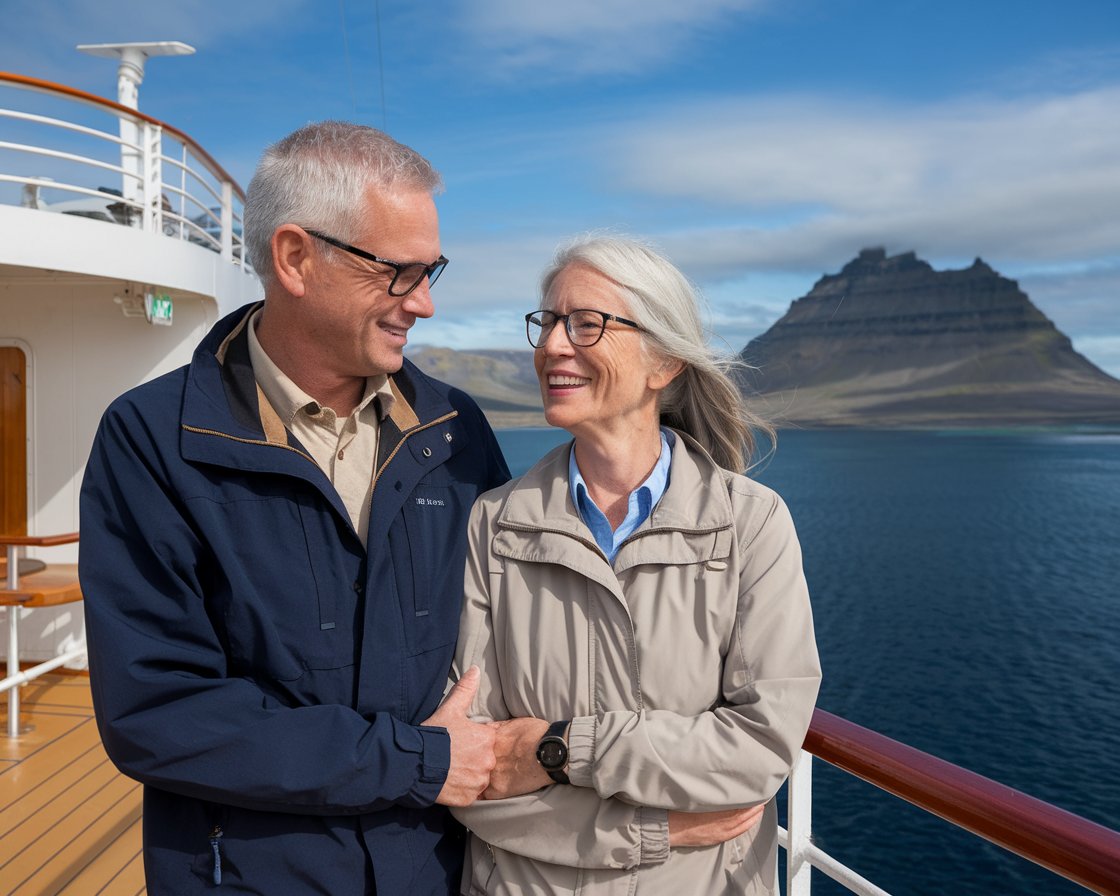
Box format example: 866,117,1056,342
407,346,545,428
739,248,1120,427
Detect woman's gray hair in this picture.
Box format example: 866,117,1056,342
541,235,774,473
243,121,442,285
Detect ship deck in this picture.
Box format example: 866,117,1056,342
0,672,144,896
1,669,1118,894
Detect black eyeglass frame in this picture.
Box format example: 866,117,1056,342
305,229,448,297
524,308,645,348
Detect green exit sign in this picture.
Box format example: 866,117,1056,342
145,292,173,326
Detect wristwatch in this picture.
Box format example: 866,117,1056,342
536,719,571,784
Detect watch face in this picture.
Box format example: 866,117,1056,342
537,738,568,770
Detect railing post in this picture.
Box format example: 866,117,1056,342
141,121,163,235
118,104,141,215
179,142,188,241
6,544,20,738
787,748,815,896
221,180,233,262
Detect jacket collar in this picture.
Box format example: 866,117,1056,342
493,430,737,585
179,303,458,474
499,429,734,533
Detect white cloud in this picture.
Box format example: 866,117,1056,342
417,71,1120,372
604,86,1120,270
457,0,768,78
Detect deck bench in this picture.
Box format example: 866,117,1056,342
1,533,84,737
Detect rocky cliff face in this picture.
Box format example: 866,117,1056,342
740,248,1120,426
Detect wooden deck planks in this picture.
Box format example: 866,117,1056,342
55,815,145,896
0,737,106,842
0,673,145,896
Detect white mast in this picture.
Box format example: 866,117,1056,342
75,41,195,212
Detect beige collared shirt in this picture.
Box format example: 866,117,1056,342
247,309,394,548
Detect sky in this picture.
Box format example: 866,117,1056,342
4,0,1120,375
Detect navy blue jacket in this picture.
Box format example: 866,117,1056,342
79,304,510,894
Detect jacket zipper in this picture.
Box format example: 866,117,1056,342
209,825,223,885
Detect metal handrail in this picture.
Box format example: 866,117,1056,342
0,71,249,266
0,71,244,199
786,708,1120,895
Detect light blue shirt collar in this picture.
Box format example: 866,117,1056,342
569,428,675,562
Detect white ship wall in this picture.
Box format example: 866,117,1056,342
0,208,261,666
1,279,218,664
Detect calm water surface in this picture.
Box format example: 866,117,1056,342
495,427,1120,895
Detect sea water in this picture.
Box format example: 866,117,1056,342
494,426,1120,896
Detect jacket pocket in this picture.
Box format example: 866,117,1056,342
399,481,474,656
207,490,361,679
295,494,363,671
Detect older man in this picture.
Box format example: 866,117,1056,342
80,122,509,894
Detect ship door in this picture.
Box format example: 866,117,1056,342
0,346,27,536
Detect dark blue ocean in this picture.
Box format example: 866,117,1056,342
494,427,1120,896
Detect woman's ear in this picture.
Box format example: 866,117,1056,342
649,357,685,391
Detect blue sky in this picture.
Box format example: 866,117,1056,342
5,0,1120,375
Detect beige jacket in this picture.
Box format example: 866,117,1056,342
452,432,821,895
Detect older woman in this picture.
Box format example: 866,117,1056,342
452,236,821,895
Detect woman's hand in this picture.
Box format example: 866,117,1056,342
667,805,766,848
483,717,553,799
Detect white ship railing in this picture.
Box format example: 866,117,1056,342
0,71,251,270
780,708,1120,895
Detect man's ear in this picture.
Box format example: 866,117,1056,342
272,225,313,297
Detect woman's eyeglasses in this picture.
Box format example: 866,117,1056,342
525,309,644,348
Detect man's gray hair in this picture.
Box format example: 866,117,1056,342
244,121,442,285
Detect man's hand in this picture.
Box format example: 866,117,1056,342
482,717,551,800
422,666,496,806
667,804,766,848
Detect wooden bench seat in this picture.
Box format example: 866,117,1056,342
0,564,82,607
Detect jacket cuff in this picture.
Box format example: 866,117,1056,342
638,806,670,866
565,715,596,788
398,722,451,807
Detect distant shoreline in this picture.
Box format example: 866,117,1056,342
490,417,1120,436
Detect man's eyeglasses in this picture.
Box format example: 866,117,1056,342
305,229,448,297
525,309,644,348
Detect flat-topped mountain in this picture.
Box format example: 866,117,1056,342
739,248,1120,427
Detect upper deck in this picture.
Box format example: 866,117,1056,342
0,70,260,312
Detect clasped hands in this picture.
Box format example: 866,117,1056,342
422,667,764,847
